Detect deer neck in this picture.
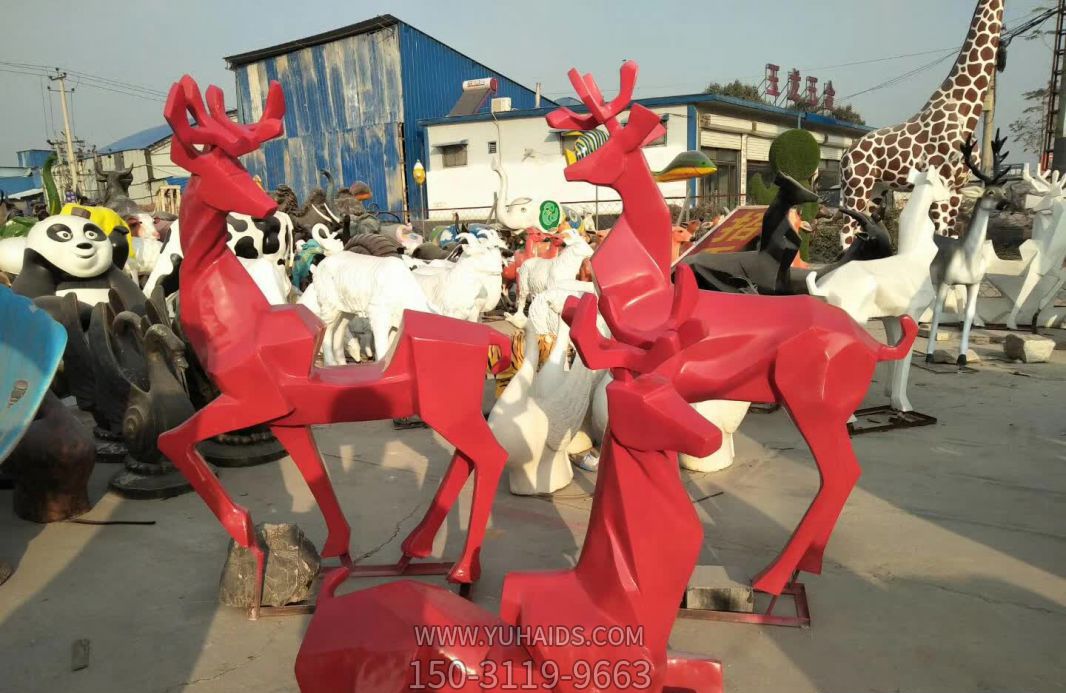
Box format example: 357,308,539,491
177,177,230,271
897,184,939,254
591,158,674,332
963,198,995,256
574,434,701,658
177,176,270,356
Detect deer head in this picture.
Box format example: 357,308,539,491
164,75,284,217
547,61,666,187
1022,164,1066,213
906,163,953,203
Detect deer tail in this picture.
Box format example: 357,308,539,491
877,315,917,362
805,271,824,298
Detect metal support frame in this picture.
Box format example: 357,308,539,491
847,405,937,436
678,573,810,628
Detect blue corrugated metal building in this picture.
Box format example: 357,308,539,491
0,149,52,198
225,14,550,214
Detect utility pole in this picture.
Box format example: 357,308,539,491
49,69,79,195
1050,0,1066,172
981,70,996,167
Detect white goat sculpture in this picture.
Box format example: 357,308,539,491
412,233,505,321
298,252,434,366
925,134,1010,366
807,164,953,411
508,231,594,324
983,164,1066,330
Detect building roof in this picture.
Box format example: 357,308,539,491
223,14,553,109
225,14,401,67
98,123,173,154
419,91,872,136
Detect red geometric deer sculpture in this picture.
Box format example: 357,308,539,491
157,76,512,617
553,62,917,597
294,61,913,691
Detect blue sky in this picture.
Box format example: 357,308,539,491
0,0,1054,164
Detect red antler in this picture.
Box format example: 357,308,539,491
546,61,638,133
164,75,284,173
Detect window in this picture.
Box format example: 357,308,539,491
487,141,497,154
817,159,841,192
701,148,739,209
441,144,468,168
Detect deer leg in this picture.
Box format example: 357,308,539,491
755,344,868,595
270,425,351,563
1030,276,1064,332
1007,267,1043,331
958,283,980,366
158,394,285,612
925,283,951,362
401,339,507,584
881,316,917,412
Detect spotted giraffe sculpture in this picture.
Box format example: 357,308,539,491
838,0,1003,245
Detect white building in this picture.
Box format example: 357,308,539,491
419,93,871,221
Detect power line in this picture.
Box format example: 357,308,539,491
0,63,167,103
0,60,168,98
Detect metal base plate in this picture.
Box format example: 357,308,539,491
392,416,429,430
848,405,938,436
678,580,810,628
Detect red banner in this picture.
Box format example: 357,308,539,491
674,205,767,264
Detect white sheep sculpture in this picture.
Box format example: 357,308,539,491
507,231,594,326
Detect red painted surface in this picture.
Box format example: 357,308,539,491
156,77,512,613
294,62,914,692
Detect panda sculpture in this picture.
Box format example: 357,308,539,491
12,212,145,316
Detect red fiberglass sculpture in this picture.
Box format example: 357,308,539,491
295,62,916,692
157,77,512,617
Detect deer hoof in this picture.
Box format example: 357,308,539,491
956,354,967,367
924,353,934,364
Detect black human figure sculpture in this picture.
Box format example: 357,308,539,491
682,173,819,294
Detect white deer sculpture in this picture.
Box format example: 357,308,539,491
807,163,953,411
983,164,1066,330
925,133,1011,366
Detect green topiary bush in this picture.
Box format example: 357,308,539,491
747,173,776,205
769,129,821,181
766,129,821,225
